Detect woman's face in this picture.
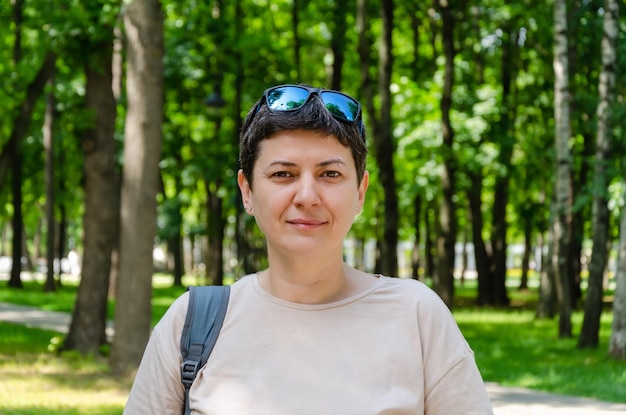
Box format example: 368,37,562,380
238,129,368,259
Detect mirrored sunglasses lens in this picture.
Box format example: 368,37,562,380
266,86,310,111
320,92,359,121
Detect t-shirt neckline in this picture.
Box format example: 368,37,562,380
250,273,387,311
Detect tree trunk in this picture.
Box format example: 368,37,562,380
537,207,557,319
43,72,57,293
376,0,398,277
57,199,67,287
489,21,518,307
580,0,619,350
205,180,225,286
356,0,398,277
9,134,23,289
111,0,164,371
434,0,457,307
329,0,348,90
424,200,435,280
291,0,301,82
8,0,25,289
552,0,573,338
467,172,491,305
411,194,422,281
170,217,184,287
519,212,532,290
610,196,626,359
63,30,119,355
0,52,56,191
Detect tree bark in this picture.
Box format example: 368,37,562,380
537,204,557,319
489,22,517,307
329,0,348,90
411,194,422,281
376,0,398,277
111,0,164,371
434,0,457,307
552,0,573,338
610,195,626,359
7,0,26,290
467,171,491,305
519,211,532,290
356,0,399,277
205,179,225,286
43,71,57,293
424,201,435,279
580,0,619,350
8,132,23,289
63,28,119,355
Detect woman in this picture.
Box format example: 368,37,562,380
124,84,494,414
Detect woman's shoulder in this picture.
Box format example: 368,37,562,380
378,275,439,297
375,276,452,311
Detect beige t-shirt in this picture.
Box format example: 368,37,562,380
123,275,493,414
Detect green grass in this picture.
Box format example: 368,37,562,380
0,323,133,415
0,274,191,325
0,273,625,413
456,308,626,403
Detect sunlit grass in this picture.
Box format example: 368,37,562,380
454,306,626,403
0,323,133,415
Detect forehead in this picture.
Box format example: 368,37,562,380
256,130,355,164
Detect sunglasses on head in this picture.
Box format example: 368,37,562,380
257,84,365,140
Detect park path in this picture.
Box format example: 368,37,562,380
1,301,626,414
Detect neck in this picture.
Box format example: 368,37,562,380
259,255,351,304
258,250,379,304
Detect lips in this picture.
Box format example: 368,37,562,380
287,218,327,227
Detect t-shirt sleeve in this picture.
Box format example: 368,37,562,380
123,292,189,415
413,284,494,415
424,353,494,414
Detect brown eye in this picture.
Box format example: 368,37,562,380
323,171,341,178
272,171,292,178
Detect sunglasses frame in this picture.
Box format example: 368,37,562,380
256,84,365,140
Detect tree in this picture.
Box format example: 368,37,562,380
356,0,399,277
610,184,626,359
111,0,164,370
551,0,573,338
578,0,619,349
63,2,120,355
434,0,458,307
4,0,55,288
43,71,57,293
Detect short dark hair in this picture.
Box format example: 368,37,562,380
239,89,367,188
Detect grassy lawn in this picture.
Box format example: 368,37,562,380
0,322,133,415
0,272,625,413
456,308,625,403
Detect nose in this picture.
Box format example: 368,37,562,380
293,174,321,208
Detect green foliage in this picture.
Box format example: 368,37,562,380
5,0,623,264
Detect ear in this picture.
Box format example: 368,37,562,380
357,170,369,210
237,170,253,214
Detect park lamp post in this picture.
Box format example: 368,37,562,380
204,81,227,113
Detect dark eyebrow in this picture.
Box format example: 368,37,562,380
318,158,347,168
267,158,347,168
268,160,297,167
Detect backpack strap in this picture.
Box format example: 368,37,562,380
180,285,230,415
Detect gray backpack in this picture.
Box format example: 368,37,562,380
180,285,230,415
